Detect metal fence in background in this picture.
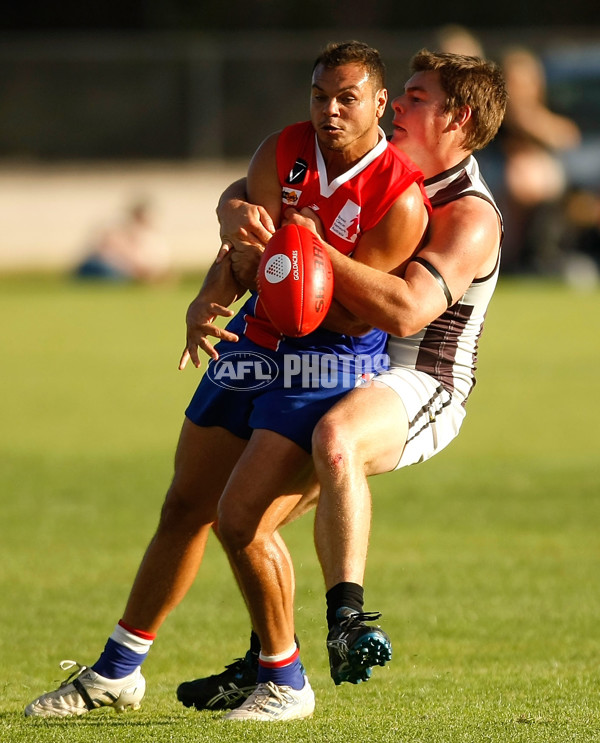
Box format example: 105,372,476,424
1,27,599,162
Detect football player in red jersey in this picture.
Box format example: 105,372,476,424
177,49,507,708
25,41,430,722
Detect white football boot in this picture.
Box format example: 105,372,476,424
25,660,145,718
223,677,315,721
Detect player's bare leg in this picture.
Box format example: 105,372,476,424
218,429,314,655
311,382,409,684
25,419,248,718
217,429,316,719
176,479,321,712
312,382,407,588
121,419,248,632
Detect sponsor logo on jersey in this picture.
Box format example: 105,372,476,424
330,200,361,243
286,158,308,185
282,187,301,205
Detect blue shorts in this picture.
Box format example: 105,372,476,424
185,335,388,452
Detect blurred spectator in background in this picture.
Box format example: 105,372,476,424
561,187,600,289
74,197,172,283
497,47,581,275
433,24,485,58
431,25,505,205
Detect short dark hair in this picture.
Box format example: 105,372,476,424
411,49,507,151
313,40,386,90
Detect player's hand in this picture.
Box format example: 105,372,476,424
219,200,275,252
217,200,275,290
321,298,373,336
282,207,326,239
216,239,263,291
178,296,239,370
229,243,264,291
215,239,233,263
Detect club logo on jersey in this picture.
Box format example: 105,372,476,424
286,158,308,185
282,187,301,205
330,200,361,243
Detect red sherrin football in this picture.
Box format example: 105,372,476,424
257,223,334,337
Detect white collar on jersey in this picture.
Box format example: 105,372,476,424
424,154,477,199
315,126,388,198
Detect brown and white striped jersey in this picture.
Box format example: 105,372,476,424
386,155,503,405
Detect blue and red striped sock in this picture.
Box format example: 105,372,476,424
256,643,304,690
92,620,156,680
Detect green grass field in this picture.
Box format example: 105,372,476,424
1,275,599,742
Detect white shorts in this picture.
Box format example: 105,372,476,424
373,367,466,471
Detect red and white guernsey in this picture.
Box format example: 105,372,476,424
386,155,503,405
243,120,428,350
277,121,426,253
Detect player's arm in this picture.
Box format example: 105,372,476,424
179,251,246,369
216,177,275,256
219,135,282,291
350,181,429,273
244,131,282,227
179,133,283,369
283,182,429,334
215,177,275,290
326,196,501,336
